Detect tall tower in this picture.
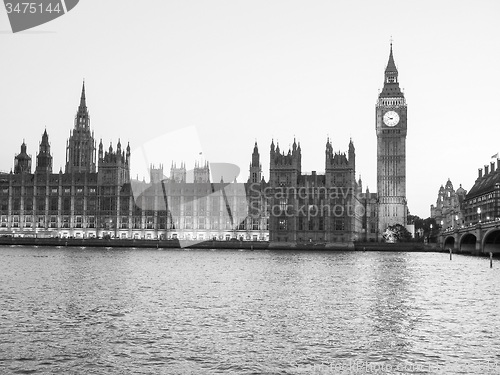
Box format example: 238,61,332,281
150,164,164,184
376,43,408,232
35,129,53,173
249,141,262,183
193,161,210,183
170,162,187,183
65,82,96,173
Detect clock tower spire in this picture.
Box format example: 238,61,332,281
376,43,408,236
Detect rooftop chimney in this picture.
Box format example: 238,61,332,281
479,168,483,178
485,165,489,175
491,162,495,173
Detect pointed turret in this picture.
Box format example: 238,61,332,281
349,138,355,155
348,138,355,168
36,129,52,173
98,139,103,160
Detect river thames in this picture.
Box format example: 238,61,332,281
0,246,499,374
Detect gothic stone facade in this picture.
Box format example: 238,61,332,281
430,179,466,231
1,44,408,242
266,138,368,243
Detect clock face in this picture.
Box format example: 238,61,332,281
383,111,400,127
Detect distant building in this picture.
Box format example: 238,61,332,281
431,179,466,230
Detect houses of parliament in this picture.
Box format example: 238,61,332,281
0,45,408,243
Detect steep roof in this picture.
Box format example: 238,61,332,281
466,170,500,199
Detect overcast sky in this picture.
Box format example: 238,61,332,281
1,0,499,218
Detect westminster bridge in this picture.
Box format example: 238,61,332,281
439,219,500,254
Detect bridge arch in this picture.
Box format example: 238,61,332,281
459,233,477,253
444,236,455,251
483,229,500,253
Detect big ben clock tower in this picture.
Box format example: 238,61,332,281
376,43,408,234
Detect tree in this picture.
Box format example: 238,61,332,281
383,224,413,242
407,213,421,226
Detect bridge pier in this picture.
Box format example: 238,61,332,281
474,225,483,254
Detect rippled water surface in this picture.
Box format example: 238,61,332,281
1,246,500,374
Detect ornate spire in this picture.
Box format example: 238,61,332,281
385,42,397,75
42,128,48,143
73,80,91,131
80,80,86,109
380,42,403,97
